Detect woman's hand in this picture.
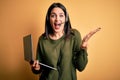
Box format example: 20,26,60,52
31,60,40,71
81,27,101,49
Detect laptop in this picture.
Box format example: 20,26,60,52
23,34,34,62
23,34,57,70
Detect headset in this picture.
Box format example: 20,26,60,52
65,13,69,22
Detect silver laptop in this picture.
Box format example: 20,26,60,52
23,34,33,62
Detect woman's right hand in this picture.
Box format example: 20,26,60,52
31,60,40,71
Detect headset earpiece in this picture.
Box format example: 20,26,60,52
66,13,68,22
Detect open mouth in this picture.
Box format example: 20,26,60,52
54,23,62,27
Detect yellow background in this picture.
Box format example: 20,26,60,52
0,0,120,80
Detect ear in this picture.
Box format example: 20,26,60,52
46,15,49,21
66,13,68,22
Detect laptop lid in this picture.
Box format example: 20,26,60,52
23,34,34,62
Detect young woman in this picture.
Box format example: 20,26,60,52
31,2,101,80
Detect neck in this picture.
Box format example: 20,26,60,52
49,31,64,40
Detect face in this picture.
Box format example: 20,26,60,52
50,7,65,34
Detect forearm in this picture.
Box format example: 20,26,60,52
74,49,88,71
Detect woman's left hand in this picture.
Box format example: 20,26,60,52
81,27,101,49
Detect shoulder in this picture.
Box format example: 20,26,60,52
71,29,81,36
38,33,47,42
70,29,82,41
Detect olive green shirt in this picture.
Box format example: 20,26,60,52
33,29,88,80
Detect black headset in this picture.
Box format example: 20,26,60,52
65,13,69,22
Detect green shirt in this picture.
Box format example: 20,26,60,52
34,29,88,80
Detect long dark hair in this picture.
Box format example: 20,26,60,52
44,2,72,39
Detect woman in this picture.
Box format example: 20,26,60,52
31,2,101,80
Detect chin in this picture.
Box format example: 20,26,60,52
54,29,61,33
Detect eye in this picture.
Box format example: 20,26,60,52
59,14,64,17
50,14,56,18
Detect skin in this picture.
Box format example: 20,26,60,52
81,27,101,49
31,7,101,70
49,7,65,40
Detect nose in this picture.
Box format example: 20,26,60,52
55,16,59,21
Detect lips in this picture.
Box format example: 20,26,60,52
54,23,62,29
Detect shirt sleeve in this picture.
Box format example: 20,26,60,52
72,29,88,72
31,36,44,74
